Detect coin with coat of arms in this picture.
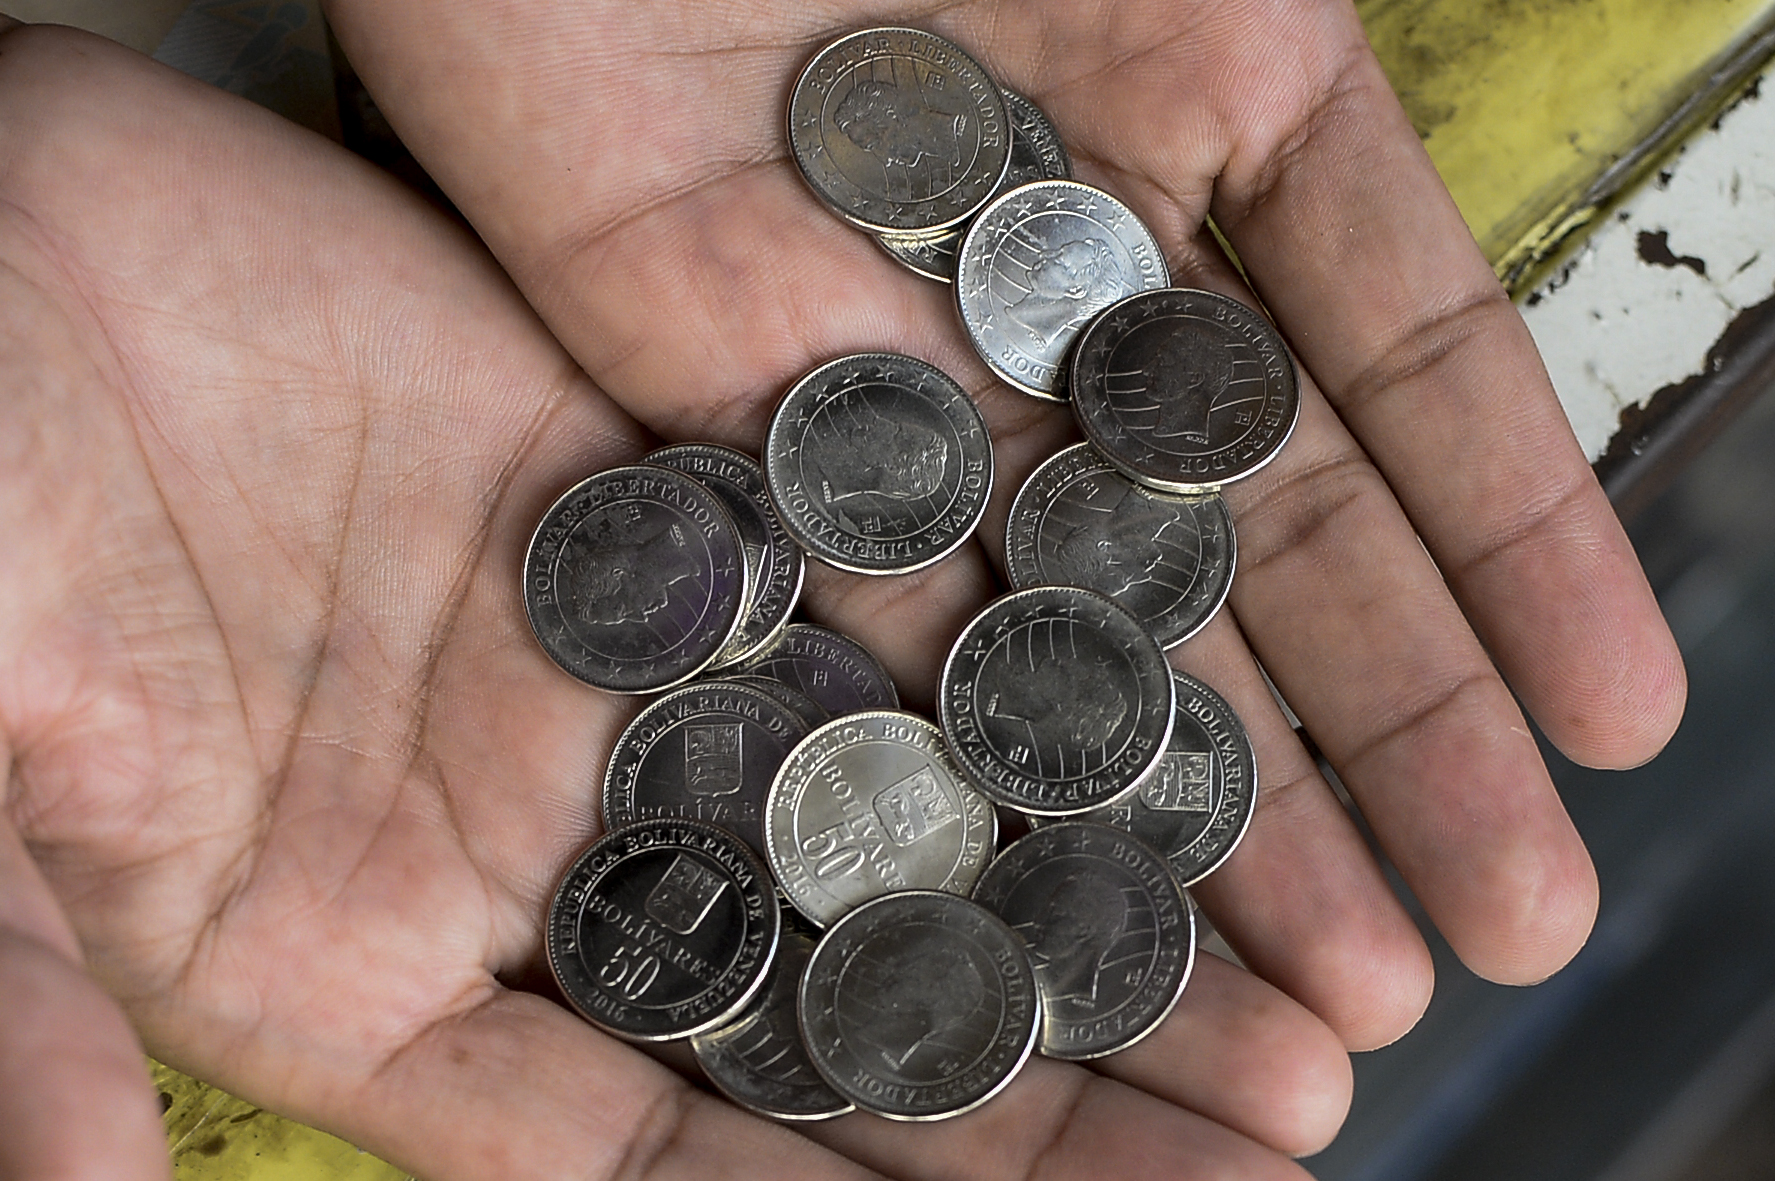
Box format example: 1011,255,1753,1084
547,819,779,1042
601,680,812,860
766,711,996,927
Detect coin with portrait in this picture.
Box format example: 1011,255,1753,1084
691,930,853,1121
741,623,900,716
646,443,804,668
956,180,1168,399
547,819,779,1042
799,890,1040,1120
973,822,1193,1059
524,465,748,693
788,27,1010,234
764,353,993,575
1005,442,1235,648
1071,287,1300,492
939,586,1175,814
1074,670,1256,885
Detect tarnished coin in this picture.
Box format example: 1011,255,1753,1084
547,818,779,1042
956,180,1168,399
602,680,812,859
742,623,900,716
939,586,1175,814
766,711,996,927
788,28,1010,235
877,88,1073,283
1070,287,1300,492
764,353,993,575
692,930,854,1121
1005,442,1235,648
647,444,805,668
730,675,831,731
1074,670,1256,885
525,466,748,693
800,890,1040,1120
973,822,1193,1059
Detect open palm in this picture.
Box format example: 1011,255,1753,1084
0,27,1352,1181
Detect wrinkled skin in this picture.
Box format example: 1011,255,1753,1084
0,3,1681,1178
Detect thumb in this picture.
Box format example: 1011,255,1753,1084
0,755,170,1181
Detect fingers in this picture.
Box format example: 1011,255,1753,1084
0,802,170,1181
1196,17,1685,768
1085,952,1352,1157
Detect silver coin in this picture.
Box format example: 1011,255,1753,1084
788,28,1011,235
764,353,993,575
692,930,854,1121
547,818,779,1042
800,890,1040,1120
647,444,805,668
602,680,812,860
956,180,1169,400
730,674,831,731
525,466,749,694
938,586,1175,815
1074,670,1256,885
1070,287,1300,492
766,711,996,927
973,822,1193,1059
742,623,900,716
1004,442,1235,648
877,88,1073,283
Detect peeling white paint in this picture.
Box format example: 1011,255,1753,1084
1520,68,1775,460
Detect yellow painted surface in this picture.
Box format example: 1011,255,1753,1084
1359,0,1775,291
155,1063,408,1181
142,3,1775,1179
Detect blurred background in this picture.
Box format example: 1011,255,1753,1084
6,1,1775,1177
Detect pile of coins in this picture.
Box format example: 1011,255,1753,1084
526,25,1297,1123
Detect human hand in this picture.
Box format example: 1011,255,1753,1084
325,0,1687,1052
0,28,1347,1181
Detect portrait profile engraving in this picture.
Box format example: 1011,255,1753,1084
833,73,967,201
983,647,1129,761
804,393,953,535
560,505,703,631
1002,234,1128,346
845,940,988,1076
1016,866,1135,1010
1046,482,1194,597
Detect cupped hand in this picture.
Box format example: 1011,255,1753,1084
0,28,1347,1181
325,0,1686,1049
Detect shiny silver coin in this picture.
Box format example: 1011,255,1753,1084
956,180,1168,400
742,623,900,716
547,818,779,1042
692,930,855,1121
730,674,831,731
939,586,1175,814
1004,442,1235,649
973,822,1193,1059
1070,287,1300,492
877,88,1073,283
1074,670,1256,885
764,353,993,575
766,711,996,927
602,680,812,860
647,444,805,668
788,27,1011,235
800,890,1040,1120
525,466,749,694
